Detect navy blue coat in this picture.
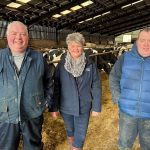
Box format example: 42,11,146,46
54,54,102,116
0,48,54,123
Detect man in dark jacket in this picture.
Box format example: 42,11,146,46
109,27,150,150
0,21,57,150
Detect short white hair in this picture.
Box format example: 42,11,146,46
66,32,85,46
6,21,28,35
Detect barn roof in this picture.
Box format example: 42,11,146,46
0,0,150,36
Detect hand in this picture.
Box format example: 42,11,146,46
91,111,100,117
50,111,59,119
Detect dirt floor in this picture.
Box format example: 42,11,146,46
41,72,140,150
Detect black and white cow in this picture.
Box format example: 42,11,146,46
84,48,117,74
43,48,66,66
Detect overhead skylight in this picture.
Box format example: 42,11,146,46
132,0,143,5
7,2,22,8
16,0,31,3
52,14,62,18
102,11,110,16
52,0,93,19
122,0,143,9
81,0,93,7
79,21,84,24
93,14,101,19
121,4,131,9
85,18,92,21
60,10,71,15
77,10,111,24
71,5,82,11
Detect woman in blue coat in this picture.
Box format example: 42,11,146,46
54,32,102,150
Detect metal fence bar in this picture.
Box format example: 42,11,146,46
49,50,119,64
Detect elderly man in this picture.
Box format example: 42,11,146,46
0,21,57,150
109,27,150,150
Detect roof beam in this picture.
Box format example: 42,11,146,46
109,21,150,36
57,0,142,30
76,6,150,32
99,14,150,36
27,0,86,27
90,8,150,34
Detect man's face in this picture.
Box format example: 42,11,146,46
137,31,150,57
68,41,84,59
7,23,29,54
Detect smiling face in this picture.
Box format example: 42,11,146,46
136,30,150,57
7,22,29,54
68,41,84,59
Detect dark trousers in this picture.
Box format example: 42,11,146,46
0,115,43,150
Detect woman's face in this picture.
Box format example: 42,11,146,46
68,41,84,59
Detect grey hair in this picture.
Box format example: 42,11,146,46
137,27,150,39
6,21,28,35
66,32,85,46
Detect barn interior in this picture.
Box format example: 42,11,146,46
0,0,149,150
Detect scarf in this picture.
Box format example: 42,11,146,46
64,52,86,77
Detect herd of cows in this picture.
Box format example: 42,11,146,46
42,46,130,74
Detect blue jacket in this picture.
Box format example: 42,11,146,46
54,54,102,116
0,48,54,123
109,43,150,118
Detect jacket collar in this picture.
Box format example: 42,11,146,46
6,47,32,62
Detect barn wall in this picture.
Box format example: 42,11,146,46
0,39,63,49
0,39,7,48
29,39,57,49
0,36,115,50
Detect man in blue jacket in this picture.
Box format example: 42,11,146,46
109,27,150,150
0,21,57,150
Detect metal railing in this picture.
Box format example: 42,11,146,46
49,50,119,64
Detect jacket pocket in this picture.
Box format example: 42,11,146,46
0,99,8,122
33,93,45,108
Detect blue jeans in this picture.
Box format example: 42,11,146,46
61,112,90,148
118,111,150,150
